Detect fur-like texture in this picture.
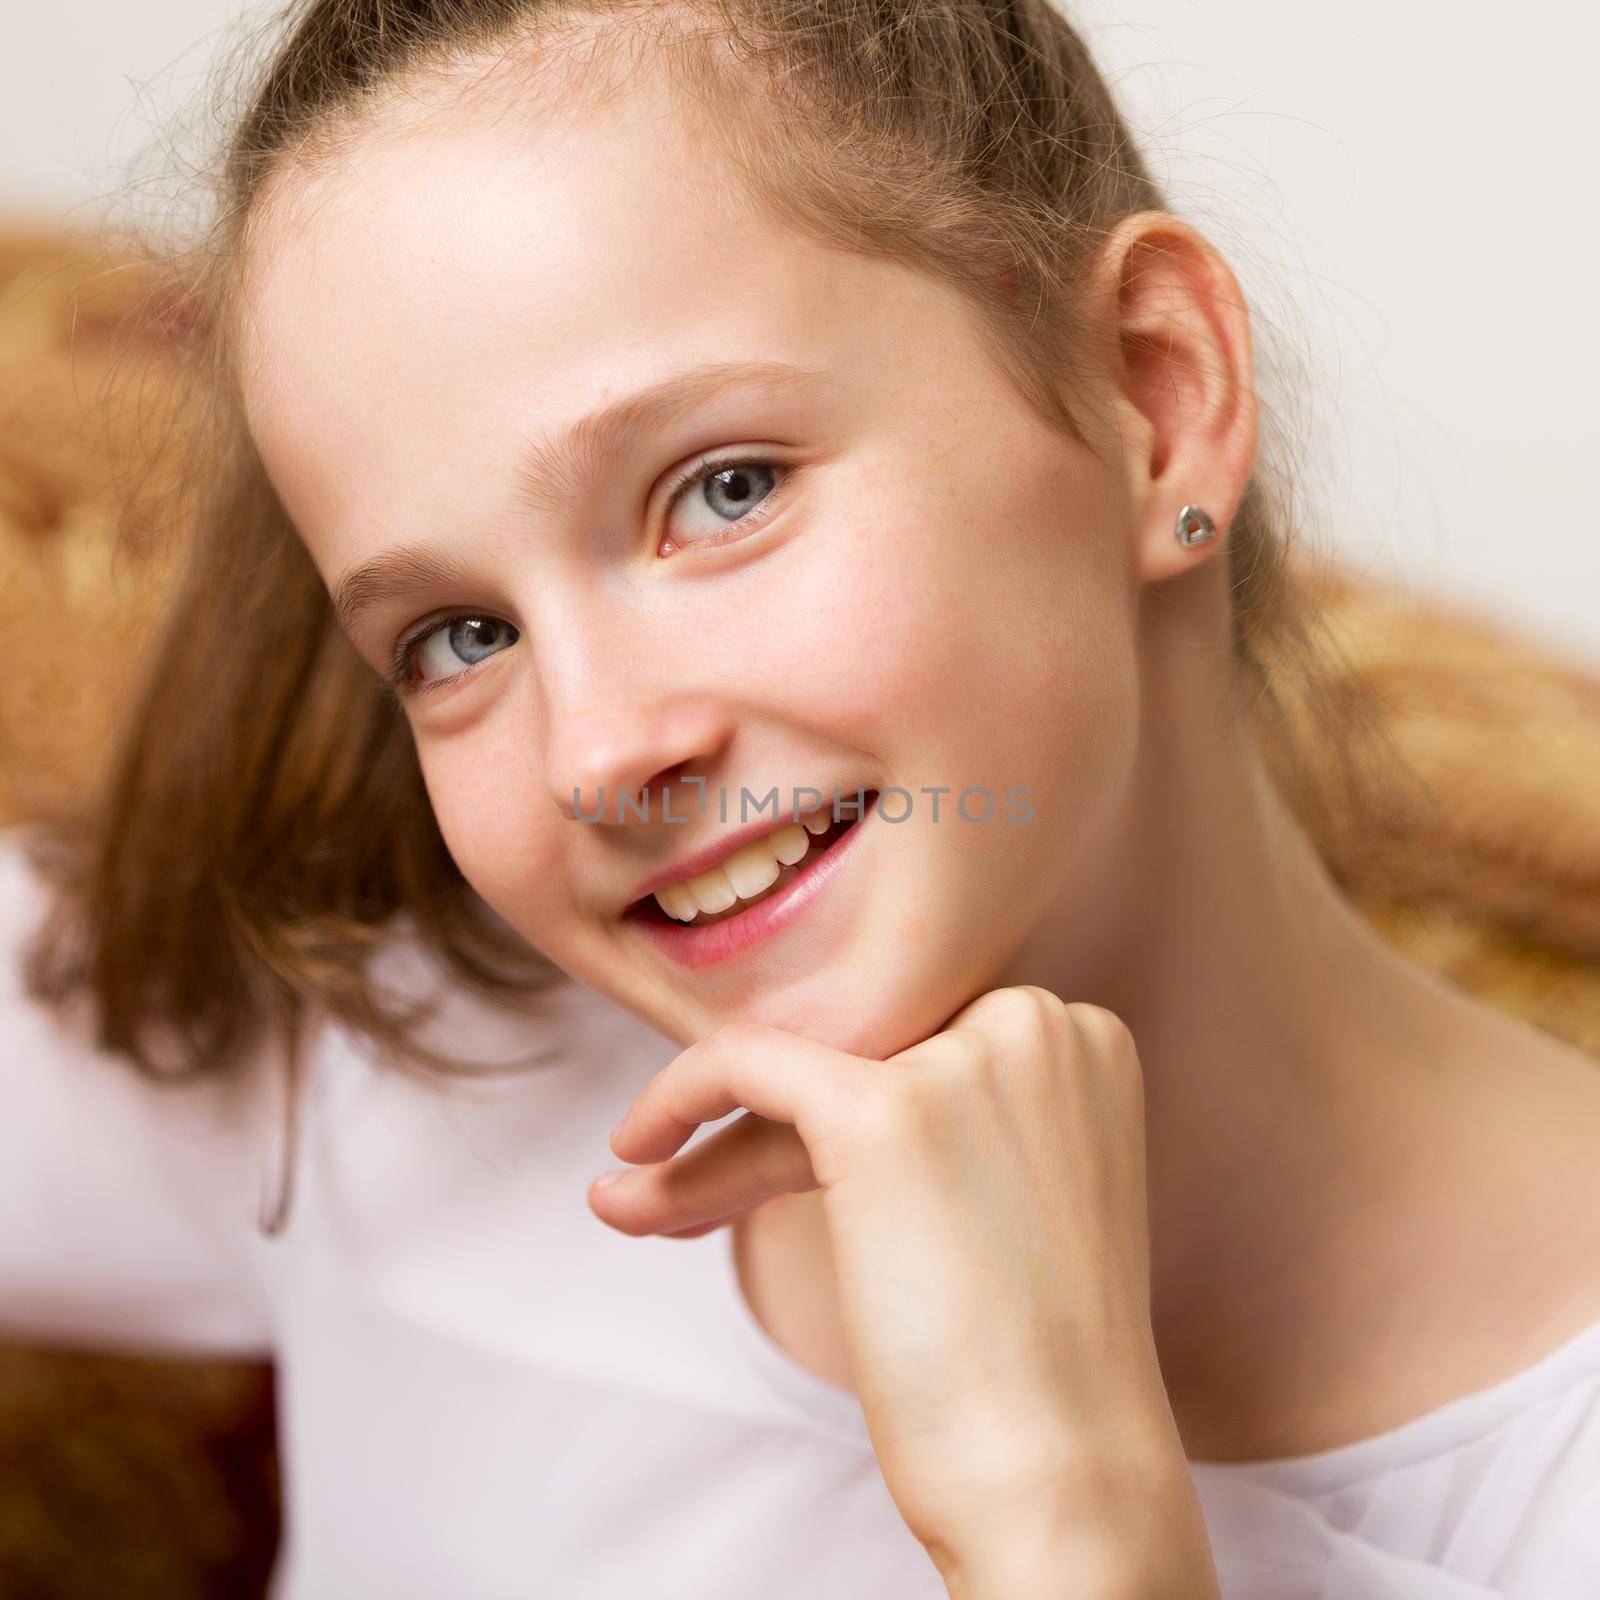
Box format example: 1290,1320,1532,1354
1264,560,1600,1060
1,229,1596,1595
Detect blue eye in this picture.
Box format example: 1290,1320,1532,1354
388,455,788,697
662,455,787,552
397,614,519,695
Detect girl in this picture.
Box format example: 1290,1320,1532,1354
7,0,1600,1594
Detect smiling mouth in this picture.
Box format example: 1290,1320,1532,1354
624,791,879,931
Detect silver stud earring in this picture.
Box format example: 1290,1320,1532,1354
1175,504,1216,547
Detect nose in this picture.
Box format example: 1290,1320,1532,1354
547,695,737,826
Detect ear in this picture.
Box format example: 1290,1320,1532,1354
1080,212,1258,586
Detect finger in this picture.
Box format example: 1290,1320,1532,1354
658,1200,768,1240
590,1110,816,1237
610,1022,865,1166
936,984,1068,1051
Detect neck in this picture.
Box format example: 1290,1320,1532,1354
991,563,1515,1453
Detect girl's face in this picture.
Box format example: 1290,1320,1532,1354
239,57,1148,1057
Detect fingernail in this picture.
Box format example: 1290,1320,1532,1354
593,1169,626,1189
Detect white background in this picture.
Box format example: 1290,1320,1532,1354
2,0,1596,670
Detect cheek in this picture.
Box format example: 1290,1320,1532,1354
754,458,1137,817
412,734,568,941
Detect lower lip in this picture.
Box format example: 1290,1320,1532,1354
626,795,877,971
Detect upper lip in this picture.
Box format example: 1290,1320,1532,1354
620,788,876,912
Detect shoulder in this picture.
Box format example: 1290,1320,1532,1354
1192,1332,1600,1595
286,939,677,1194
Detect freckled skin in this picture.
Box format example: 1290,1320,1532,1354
240,55,1140,1060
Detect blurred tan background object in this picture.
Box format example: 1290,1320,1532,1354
1,229,279,1600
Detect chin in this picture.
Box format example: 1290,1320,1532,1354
709,964,967,1062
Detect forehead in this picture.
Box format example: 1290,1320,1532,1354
233,38,950,578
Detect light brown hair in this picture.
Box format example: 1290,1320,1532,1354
21,0,1379,1109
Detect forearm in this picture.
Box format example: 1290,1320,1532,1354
935,1519,1222,1600
925,1431,1222,1600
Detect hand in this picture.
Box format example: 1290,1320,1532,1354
589,986,1217,1593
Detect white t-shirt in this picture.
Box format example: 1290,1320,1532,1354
2,825,1597,1598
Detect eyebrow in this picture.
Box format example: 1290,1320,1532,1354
329,358,830,643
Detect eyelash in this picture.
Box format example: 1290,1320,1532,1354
385,452,789,699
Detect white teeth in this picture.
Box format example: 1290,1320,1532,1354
685,865,737,915
725,839,782,898
769,823,809,865
649,805,838,923
656,882,698,921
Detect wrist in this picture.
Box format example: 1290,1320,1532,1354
931,1520,1152,1600
926,1426,1219,1600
